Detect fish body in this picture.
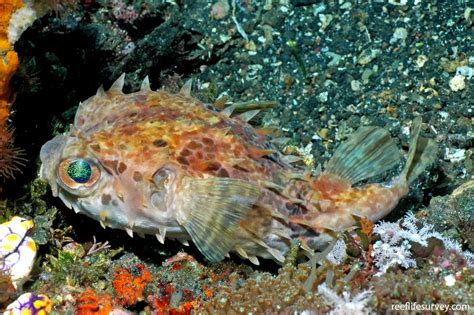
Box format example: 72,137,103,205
40,75,437,263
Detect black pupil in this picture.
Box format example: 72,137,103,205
67,159,92,183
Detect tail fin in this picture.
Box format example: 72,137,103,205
401,117,438,184
325,126,402,184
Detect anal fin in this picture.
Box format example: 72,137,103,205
176,177,261,262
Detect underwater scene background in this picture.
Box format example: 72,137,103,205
0,0,472,314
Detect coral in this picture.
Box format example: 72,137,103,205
371,267,473,312
75,288,113,315
112,263,152,307
421,179,474,251
110,0,139,22
201,264,331,313
36,242,120,294
326,239,347,265
371,212,473,275
148,283,198,315
317,283,373,315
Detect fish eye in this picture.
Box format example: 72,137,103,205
67,159,92,183
57,158,101,194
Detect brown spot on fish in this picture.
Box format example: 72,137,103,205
217,168,230,177
206,161,221,171
118,162,127,174
202,137,214,146
133,171,143,182
181,148,192,157
103,160,119,174
101,194,112,205
177,156,189,165
233,164,250,173
153,139,167,147
90,144,101,152
188,141,202,150
221,142,231,150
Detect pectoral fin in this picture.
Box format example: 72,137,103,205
176,177,260,262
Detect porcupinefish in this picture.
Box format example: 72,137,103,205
39,74,437,264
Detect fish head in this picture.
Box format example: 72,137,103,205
39,130,181,233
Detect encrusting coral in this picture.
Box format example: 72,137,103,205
75,288,113,315
112,263,152,307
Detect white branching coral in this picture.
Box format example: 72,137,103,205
326,239,347,265
371,212,473,275
317,283,372,315
398,212,436,246
372,238,415,276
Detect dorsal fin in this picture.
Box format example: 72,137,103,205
141,75,151,91
221,104,236,117
282,155,304,164
271,137,291,146
325,126,402,184
255,127,280,136
180,79,193,96
400,117,438,183
109,73,126,93
247,147,276,159
214,95,229,109
237,109,260,122
96,85,106,97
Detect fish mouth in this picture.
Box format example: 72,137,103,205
40,136,69,196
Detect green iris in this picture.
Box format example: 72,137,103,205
67,159,92,183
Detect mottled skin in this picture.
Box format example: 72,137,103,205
40,75,436,263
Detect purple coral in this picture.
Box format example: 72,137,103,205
110,0,139,22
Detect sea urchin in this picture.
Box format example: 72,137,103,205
0,126,26,179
